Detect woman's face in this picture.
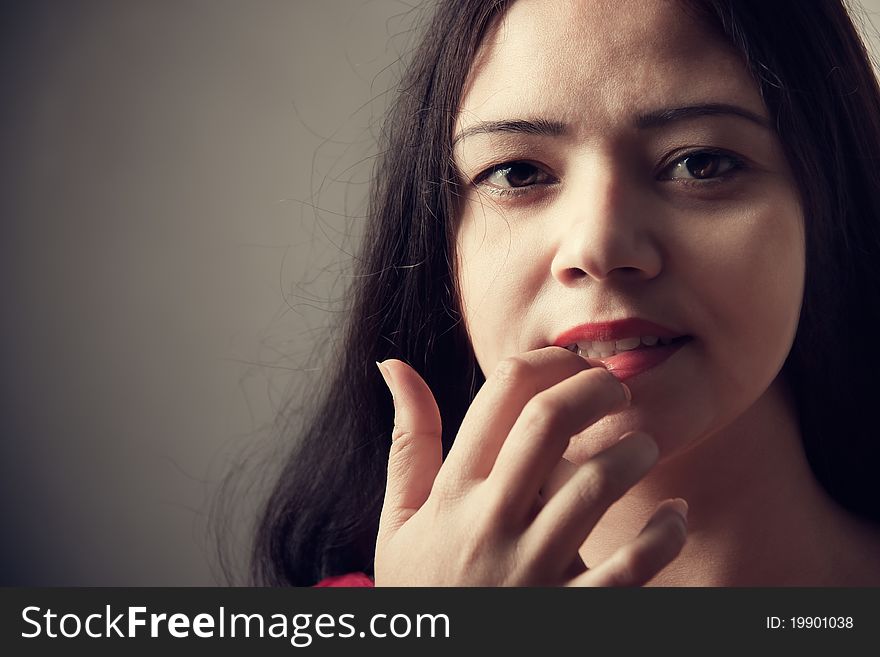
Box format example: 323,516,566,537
453,0,805,462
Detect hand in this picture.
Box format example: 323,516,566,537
374,347,688,586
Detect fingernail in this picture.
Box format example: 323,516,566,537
669,497,689,521
617,430,653,447
376,361,394,399
621,383,632,403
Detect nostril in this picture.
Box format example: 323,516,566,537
558,264,653,285
563,267,588,279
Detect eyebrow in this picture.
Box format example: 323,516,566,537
635,103,771,130
453,118,566,146
452,103,771,146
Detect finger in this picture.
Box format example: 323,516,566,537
441,347,595,484
523,432,659,571
539,457,579,504
376,359,443,539
568,498,688,587
487,367,631,518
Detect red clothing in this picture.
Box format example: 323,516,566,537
313,572,375,587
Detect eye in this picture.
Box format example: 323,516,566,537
661,150,743,182
474,161,555,196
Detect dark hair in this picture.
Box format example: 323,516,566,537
251,0,880,586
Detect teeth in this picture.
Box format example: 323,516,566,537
594,341,614,357
615,337,641,351
570,335,678,358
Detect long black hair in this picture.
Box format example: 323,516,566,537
251,0,880,586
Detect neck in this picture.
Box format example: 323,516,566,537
579,376,880,586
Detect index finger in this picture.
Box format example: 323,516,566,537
439,347,619,484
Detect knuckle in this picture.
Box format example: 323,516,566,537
577,462,626,504
388,427,418,452
568,475,599,508
518,395,562,431
490,356,532,389
387,428,435,464
386,431,419,475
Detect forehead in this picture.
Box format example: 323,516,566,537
457,0,765,135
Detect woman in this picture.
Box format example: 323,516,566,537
253,0,880,586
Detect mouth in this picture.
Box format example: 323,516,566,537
553,318,692,382
560,334,687,359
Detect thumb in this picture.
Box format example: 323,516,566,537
376,359,443,536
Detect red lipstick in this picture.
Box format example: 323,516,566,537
553,318,681,345
553,318,690,382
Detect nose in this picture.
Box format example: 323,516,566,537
550,167,663,285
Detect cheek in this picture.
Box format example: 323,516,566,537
455,213,505,370
565,204,805,464
690,202,805,392
455,200,538,370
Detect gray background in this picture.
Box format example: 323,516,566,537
2,1,879,585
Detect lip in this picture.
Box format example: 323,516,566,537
595,337,690,381
552,318,683,345
552,318,691,383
